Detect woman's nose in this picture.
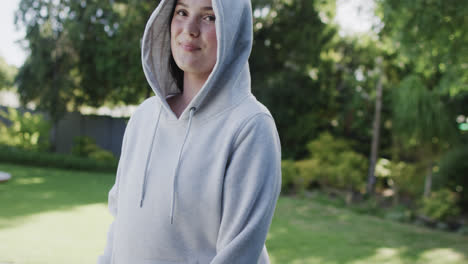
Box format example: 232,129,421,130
184,18,200,37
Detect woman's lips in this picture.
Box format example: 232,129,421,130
180,43,200,52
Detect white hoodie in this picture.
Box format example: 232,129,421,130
97,0,282,263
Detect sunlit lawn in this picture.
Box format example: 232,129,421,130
1,163,467,264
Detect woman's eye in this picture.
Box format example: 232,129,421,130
204,15,216,22
176,10,187,16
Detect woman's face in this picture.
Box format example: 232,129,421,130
170,0,217,78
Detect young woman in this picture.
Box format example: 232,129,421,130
98,0,281,263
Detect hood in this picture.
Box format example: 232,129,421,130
141,0,254,121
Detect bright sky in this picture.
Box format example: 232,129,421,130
335,0,381,36
0,0,26,67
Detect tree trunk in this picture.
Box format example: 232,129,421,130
424,160,433,197
346,191,353,205
366,59,384,196
391,137,400,206
392,183,399,206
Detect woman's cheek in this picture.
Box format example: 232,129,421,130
207,27,217,58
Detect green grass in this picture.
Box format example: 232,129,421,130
0,163,115,264
268,197,468,264
1,163,467,264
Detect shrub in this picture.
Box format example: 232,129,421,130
306,132,351,163
71,136,116,162
0,145,117,172
376,158,426,198
333,151,368,191
418,188,460,222
281,160,298,194
299,132,368,194
458,226,468,236
295,159,321,193
0,107,51,151
89,149,116,163
71,136,99,157
435,145,468,209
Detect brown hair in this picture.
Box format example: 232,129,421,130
168,0,184,92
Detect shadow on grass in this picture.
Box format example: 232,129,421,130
267,196,468,264
0,162,115,229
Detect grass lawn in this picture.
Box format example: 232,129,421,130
0,163,467,264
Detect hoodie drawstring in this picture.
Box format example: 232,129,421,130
140,105,163,208
170,107,196,224
138,104,196,225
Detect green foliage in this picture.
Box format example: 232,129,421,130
71,136,97,157
89,150,117,163
281,158,322,194
299,132,368,193
294,158,320,193
0,145,117,172
390,73,456,199
376,158,425,198
378,0,468,96
0,107,51,151
435,145,468,208
379,0,467,179
250,0,339,159
332,151,368,190
392,74,454,145
0,56,17,90
71,136,116,162
280,160,299,194
438,63,468,98
280,133,368,195
14,0,156,120
68,0,155,106
325,37,393,156
306,132,351,162
14,0,79,121
458,226,468,236
418,188,460,222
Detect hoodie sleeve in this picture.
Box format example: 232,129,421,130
97,125,129,264
96,182,118,264
210,113,282,264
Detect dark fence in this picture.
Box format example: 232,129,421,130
0,105,128,158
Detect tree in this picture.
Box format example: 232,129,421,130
15,0,81,122
377,0,467,196
14,0,157,121
392,75,455,197
250,0,339,159
366,57,384,195
69,0,156,106
377,0,468,98
0,56,17,90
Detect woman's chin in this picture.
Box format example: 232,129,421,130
178,64,212,77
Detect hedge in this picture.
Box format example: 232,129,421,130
0,145,118,173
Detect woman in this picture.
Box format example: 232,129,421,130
98,0,281,263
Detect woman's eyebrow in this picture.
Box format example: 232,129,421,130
176,2,213,11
